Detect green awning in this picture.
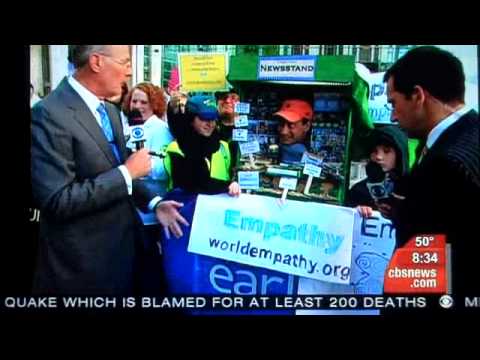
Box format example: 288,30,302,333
227,54,355,83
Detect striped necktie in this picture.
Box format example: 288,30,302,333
97,103,121,164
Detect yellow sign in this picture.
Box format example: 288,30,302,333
178,53,228,92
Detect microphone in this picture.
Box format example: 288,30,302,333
128,109,146,150
365,161,394,201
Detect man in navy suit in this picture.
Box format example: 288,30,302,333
381,46,479,296
31,45,188,295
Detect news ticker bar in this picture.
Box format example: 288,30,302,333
2,295,479,311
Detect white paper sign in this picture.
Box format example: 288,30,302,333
368,72,393,124
238,171,260,190
296,211,396,315
301,152,323,166
232,129,249,142
303,164,322,178
279,177,298,190
188,194,355,284
234,115,249,127
234,102,250,114
356,63,394,124
239,141,260,155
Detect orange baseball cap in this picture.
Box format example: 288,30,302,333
274,99,313,123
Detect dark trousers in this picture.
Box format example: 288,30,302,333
135,224,167,296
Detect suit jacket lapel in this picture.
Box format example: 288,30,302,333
58,78,118,166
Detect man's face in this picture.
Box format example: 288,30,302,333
278,118,310,145
217,93,240,116
387,77,424,138
98,45,132,99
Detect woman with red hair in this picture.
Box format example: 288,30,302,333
122,82,174,295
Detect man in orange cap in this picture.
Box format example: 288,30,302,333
273,99,314,163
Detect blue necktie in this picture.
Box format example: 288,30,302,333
97,103,121,164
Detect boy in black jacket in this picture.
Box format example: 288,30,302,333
345,125,409,218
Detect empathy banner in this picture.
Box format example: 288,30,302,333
188,194,355,284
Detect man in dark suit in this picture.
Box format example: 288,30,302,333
381,46,479,296
31,45,188,295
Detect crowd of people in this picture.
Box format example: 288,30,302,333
30,45,479,297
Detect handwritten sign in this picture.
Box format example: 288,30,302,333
303,164,322,178
234,102,251,114
238,171,260,190
235,115,249,127
232,129,249,142
301,152,323,166
279,177,298,190
239,141,260,155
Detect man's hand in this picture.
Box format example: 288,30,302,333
155,200,189,239
228,181,241,197
125,148,151,179
357,206,374,218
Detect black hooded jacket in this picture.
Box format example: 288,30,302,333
166,105,231,194
345,125,410,208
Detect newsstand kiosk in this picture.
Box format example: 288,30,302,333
226,54,367,205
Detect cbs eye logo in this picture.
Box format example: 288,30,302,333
131,127,145,140
439,295,454,309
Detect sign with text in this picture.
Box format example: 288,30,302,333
178,53,228,92
235,115,249,127
258,56,316,81
368,72,393,124
239,141,260,155
238,171,260,190
232,129,249,142
297,211,396,315
234,102,251,114
355,63,393,124
303,164,322,178
301,152,323,166
188,194,355,284
279,177,298,190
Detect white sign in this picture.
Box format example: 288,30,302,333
235,115,249,128
279,177,298,190
234,102,250,114
368,72,393,124
232,129,249,142
303,164,322,178
297,211,396,315
188,194,355,284
258,56,316,81
356,63,393,124
238,171,260,190
239,141,260,155
301,152,323,166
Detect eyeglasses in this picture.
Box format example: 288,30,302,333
99,53,132,69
